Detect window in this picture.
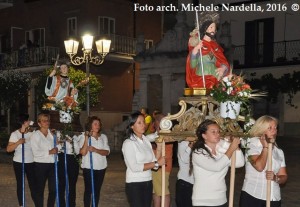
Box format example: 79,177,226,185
25,28,45,47
144,39,154,49
245,18,274,66
67,17,77,37
98,16,115,38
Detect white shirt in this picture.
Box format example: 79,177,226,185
192,140,245,206
122,134,156,183
58,132,83,155
9,130,34,163
80,134,110,170
30,129,61,163
177,141,194,184
242,137,286,201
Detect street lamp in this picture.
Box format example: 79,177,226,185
64,34,111,116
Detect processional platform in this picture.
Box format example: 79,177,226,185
157,95,246,143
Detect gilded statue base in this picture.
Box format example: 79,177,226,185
184,88,207,96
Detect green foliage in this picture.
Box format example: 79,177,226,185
248,71,300,108
0,70,32,110
35,66,103,111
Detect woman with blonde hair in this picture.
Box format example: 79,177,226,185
239,115,288,207
31,113,61,207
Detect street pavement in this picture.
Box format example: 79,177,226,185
0,136,299,207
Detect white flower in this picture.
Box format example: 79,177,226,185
223,76,229,82
227,87,233,94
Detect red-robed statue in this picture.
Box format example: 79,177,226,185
186,14,230,89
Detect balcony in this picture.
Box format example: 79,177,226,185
0,46,59,70
110,34,137,56
0,35,137,69
233,40,300,68
0,0,13,9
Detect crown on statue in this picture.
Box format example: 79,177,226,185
196,11,220,30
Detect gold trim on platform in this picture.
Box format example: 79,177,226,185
193,88,207,96
184,88,207,96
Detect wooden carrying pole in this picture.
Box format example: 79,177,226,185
266,142,273,207
228,150,236,207
161,140,166,207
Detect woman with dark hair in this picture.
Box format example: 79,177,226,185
7,114,36,206
239,115,288,207
79,116,110,207
191,119,244,207
122,111,165,207
31,113,61,207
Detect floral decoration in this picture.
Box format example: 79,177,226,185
210,74,265,137
42,99,81,114
210,74,252,104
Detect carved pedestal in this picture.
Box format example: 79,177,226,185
158,96,246,143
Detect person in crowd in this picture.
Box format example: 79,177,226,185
140,107,154,135
7,114,36,206
58,131,83,207
176,140,194,207
239,115,288,207
30,113,61,207
191,119,244,207
122,111,165,207
186,13,230,89
45,61,78,105
151,113,173,207
79,116,110,207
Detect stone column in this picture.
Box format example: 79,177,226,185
139,74,149,108
161,73,172,114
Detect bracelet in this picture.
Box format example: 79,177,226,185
153,161,159,170
263,147,268,150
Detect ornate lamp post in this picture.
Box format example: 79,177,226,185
64,34,111,116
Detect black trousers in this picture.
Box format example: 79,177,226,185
239,191,281,207
13,161,37,206
125,180,153,207
176,179,193,207
83,168,106,207
34,162,56,207
58,153,79,207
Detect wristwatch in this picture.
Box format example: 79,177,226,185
153,161,159,170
